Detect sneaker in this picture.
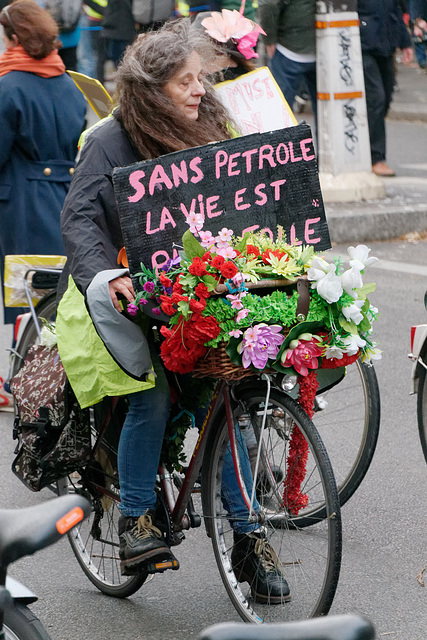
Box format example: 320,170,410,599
119,509,179,576
231,530,291,604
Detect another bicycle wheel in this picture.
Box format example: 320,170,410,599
305,360,380,525
4,603,52,640
10,292,57,379
201,385,342,623
417,359,427,464
57,403,148,598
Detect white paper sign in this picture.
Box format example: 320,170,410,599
215,66,298,135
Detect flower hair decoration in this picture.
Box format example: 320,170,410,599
201,9,266,60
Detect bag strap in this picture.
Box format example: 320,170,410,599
296,278,310,321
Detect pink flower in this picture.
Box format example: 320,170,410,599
237,30,260,59
229,329,242,338
217,227,234,243
217,244,237,259
199,230,215,248
226,293,245,310
127,303,138,316
281,337,323,377
186,211,204,234
236,308,249,322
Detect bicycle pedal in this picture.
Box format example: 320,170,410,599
146,558,180,574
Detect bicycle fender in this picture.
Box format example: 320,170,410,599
409,324,427,393
6,577,37,605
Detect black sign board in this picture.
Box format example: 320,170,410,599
113,124,330,287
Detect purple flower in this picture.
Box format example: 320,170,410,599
238,324,284,370
162,255,181,273
139,298,148,306
127,303,138,317
152,307,161,316
143,281,155,293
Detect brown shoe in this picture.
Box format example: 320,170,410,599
372,161,396,177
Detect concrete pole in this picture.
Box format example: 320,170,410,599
316,0,385,202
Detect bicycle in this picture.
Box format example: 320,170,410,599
9,266,381,527
0,494,91,640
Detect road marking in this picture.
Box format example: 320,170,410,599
327,254,427,276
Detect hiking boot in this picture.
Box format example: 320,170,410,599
119,509,179,576
231,530,291,604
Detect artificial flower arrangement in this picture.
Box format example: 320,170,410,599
127,216,381,513
129,213,381,379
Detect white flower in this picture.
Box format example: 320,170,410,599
342,299,364,325
347,245,378,271
341,266,363,297
362,344,382,361
40,325,57,349
341,333,366,355
316,270,343,304
307,257,333,283
324,344,344,359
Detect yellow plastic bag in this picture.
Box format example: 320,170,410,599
4,255,66,307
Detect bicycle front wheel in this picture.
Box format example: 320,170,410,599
201,386,342,623
4,603,52,640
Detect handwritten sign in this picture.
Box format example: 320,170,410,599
214,66,298,135
113,124,330,288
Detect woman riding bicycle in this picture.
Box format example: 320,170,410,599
57,18,290,604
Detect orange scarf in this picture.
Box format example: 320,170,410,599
0,45,65,78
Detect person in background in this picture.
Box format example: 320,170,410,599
409,0,427,70
258,0,316,121
100,0,134,69
358,0,414,177
0,0,86,409
77,0,108,81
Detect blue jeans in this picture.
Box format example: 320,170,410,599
118,353,259,532
269,49,318,125
118,352,170,516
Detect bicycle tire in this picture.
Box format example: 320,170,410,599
417,359,427,464
10,292,58,379
297,360,380,527
56,411,149,598
201,385,342,623
4,603,52,640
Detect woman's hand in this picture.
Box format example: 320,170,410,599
108,276,135,313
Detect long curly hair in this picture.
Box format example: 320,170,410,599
0,1,60,59
114,19,236,159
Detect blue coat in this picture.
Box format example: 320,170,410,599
0,70,86,323
358,0,412,56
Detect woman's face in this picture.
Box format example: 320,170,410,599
163,51,206,121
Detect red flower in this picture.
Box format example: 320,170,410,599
188,257,208,276
159,273,172,288
320,351,360,369
246,244,260,257
171,292,187,304
173,280,184,295
195,283,210,299
210,255,225,269
159,295,176,316
203,251,212,261
261,249,287,264
220,261,238,279
189,298,206,314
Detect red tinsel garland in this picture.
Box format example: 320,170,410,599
282,370,319,515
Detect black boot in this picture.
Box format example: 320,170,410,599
119,509,179,576
231,530,291,604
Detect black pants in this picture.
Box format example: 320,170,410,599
362,52,395,165
58,46,78,72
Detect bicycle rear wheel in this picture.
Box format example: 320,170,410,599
417,359,427,464
201,385,342,623
4,603,52,640
10,292,57,379
305,360,380,525
57,403,148,598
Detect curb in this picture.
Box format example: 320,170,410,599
387,107,427,123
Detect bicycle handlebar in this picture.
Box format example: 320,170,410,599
198,614,375,640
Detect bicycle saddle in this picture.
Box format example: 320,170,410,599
198,614,375,640
0,494,91,570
